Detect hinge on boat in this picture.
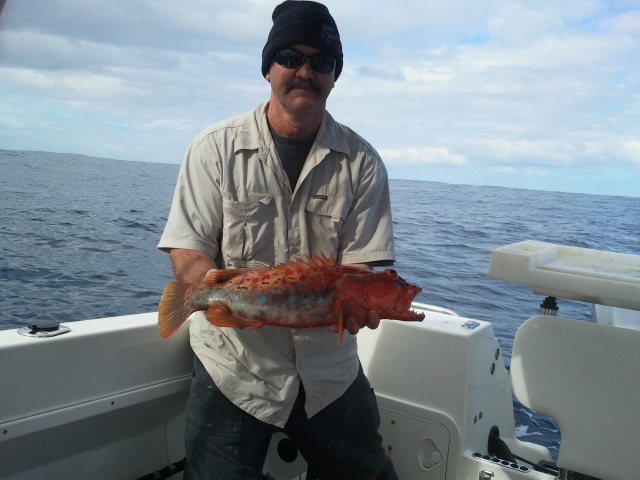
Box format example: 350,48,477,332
539,296,559,315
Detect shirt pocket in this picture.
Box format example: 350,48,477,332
304,195,352,256
221,193,273,267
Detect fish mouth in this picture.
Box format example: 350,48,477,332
391,285,424,321
399,307,426,321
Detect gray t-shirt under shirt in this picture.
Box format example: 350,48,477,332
269,125,314,190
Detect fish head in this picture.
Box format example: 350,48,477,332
338,269,425,321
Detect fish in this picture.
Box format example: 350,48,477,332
158,253,425,341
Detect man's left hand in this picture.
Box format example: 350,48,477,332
330,310,381,335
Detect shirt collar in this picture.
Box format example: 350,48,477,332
237,101,351,158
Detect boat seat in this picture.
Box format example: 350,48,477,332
510,315,640,480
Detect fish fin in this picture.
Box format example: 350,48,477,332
306,252,335,269
202,268,255,285
158,282,196,338
272,253,336,271
248,261,271,270
320,252,336,268
205,302,264,329
330,297,344,343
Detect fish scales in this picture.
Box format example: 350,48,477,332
222,266,340,326
191,283,338,327
158,253,425,341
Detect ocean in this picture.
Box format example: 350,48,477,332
2,148,639,460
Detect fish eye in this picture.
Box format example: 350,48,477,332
384,269,398,278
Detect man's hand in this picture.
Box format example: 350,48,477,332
330,310,381,336
328,263,381,336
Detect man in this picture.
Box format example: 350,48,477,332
158,1,398,479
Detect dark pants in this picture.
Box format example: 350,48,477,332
184,357,398,480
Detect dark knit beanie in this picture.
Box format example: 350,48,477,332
262,0,343,80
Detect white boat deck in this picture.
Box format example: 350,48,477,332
2,241,639,479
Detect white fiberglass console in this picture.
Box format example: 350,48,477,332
488,240,640,311
489,241,640,480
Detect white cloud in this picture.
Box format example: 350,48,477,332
621,141,640,165
490,166,518,175
380,147,469,166
0,0,638,196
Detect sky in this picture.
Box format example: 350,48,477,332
1,0,639,197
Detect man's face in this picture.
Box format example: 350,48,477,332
266,44,336,117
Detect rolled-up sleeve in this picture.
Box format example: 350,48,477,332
157,137,223,259
338,151,395,266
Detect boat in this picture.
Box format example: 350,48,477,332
1,240,639,480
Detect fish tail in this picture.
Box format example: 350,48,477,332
158,282,196,338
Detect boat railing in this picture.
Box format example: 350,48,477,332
411,301,458,317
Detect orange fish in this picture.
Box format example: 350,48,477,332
158,254,424,341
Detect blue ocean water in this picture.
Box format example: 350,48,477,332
1,149,639,459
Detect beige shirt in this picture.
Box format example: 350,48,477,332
158,102,395,427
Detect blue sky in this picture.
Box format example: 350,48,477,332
1,0,638,197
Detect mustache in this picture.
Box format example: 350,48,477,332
286,79,321,95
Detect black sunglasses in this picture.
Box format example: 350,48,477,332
274,49,337,74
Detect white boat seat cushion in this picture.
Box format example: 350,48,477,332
510,315,640,480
